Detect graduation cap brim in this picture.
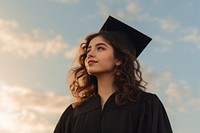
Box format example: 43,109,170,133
99,16,152,58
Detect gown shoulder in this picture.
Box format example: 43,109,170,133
53,104,74,133
135,92,173,133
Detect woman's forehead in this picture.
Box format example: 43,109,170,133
88,36,109,47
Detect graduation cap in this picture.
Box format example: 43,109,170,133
99,16,152,58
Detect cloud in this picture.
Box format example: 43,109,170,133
52,0,79,4
0,81,73,133
119,2,147,21
65,46,79,60
153,35,173,52
164,80,200,114
165,83,183,103
143,65,200,114
159,19,180,32
185,98,200,112
97,1,142,20
126,3,141,14
97,1,156,24
0,18,68,58
98,2,113,18
182,28,200,49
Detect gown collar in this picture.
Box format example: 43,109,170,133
74,92,118,116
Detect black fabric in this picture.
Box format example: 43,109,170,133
54,92,173,133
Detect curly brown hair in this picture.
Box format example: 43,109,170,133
69,31,147,108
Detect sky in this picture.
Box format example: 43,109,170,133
0,0,200,132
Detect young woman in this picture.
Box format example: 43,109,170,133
54,16,173,133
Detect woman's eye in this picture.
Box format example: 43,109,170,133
86,47,104,53
97,47,104,51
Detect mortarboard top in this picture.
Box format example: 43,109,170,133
99,16,152,58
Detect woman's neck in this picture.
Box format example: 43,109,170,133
96,73,117,108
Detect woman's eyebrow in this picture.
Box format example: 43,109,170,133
88,43,108,49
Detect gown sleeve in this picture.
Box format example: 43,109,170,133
138,94,173,133
53,104,74,133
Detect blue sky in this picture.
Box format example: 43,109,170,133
0,0,200,132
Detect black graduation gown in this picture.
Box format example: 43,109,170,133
54,92,173,133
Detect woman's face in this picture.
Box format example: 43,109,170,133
85,36,119,76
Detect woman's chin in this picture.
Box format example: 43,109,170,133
88,71,98,76
87,70,103,76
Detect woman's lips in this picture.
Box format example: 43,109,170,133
88,60,98,65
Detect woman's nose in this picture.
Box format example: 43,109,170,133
87,49,95,58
